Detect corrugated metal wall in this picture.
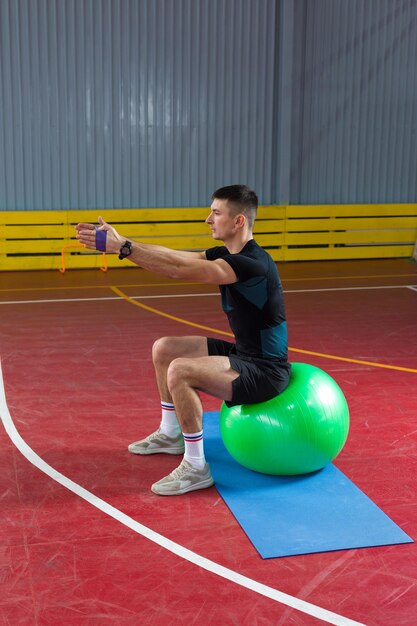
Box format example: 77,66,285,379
291,0,417,204
0,0,416,210
0,0,278,210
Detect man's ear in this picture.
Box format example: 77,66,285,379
235,213,246,228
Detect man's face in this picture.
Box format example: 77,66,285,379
206,198,237,241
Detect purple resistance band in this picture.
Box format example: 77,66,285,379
95,228,107,252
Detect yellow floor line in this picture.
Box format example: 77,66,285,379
288,347,417,373
110,286,229,335
111,286,417,374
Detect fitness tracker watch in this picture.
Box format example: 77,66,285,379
118,240,133,260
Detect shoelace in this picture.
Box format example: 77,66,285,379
148,429,180,443
169,461,192,479
147,429,165,442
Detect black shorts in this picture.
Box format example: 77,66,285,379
207,338,291,407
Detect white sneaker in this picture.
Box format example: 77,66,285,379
128,429,184,455
151,459,214,496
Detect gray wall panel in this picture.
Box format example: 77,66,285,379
1,0,417,210
293,0,417,204
0,0,279,209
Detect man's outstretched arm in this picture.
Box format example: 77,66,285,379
75,217,237,285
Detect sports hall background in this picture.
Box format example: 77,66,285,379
1,1,417,625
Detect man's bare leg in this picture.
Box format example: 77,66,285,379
130,335,241,495
150,355,239,496
166,355,239,432
127,336,211,455
152,336,210,403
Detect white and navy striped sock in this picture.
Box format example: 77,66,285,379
183,430,206,469
159,401,181,437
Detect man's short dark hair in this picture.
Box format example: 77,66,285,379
212,184,258,229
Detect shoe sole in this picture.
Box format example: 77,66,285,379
128,446,185,455
151,478,214,496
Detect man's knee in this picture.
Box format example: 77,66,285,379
152,336,175,365
166,358,192,394
153,336,208,366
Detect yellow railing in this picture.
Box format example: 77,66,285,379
0,204,416,271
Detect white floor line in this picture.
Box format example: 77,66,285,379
0,296,125,305
0,294,217,305
0,284,415,306
0,361,363,626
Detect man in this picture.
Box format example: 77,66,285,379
75,184,290,496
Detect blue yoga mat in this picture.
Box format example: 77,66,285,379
203,412,413,559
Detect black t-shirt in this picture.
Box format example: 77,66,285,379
205,239,288,361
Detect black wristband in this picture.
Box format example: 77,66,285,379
118,240,133,260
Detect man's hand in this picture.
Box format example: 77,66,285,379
75,216,123,254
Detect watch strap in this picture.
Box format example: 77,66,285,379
118,240,133,260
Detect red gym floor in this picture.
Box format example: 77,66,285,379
1,258,416,625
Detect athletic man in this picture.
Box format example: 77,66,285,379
75,185,290,495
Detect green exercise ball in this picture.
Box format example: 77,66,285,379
220,362,349,476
